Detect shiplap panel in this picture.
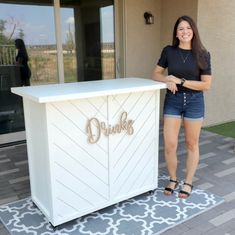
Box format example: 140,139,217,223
15,78,164,226
47,97,109,218
108,91,157,199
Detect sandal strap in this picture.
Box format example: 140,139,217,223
164,179,179,195
169,179,178,184
179,190,190,196
164,187,174,193
183,182,193,189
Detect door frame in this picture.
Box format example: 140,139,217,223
114,0,126,78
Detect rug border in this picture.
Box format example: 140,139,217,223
152,198,224,235
0,193,225,235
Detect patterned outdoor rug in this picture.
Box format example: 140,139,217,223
0,176,224,235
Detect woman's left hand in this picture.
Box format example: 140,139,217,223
166,81,178,94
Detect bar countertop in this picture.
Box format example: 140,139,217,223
11,78,166,103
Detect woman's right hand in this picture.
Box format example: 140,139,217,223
166,81,178,94
167,75,181,84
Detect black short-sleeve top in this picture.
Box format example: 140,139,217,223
157,45,211,92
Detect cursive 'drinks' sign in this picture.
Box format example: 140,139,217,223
86,112,134,144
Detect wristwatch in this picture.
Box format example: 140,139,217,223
180,78,186,86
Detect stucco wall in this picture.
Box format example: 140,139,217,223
124,0,161,78
198,0,235,126
160,0,198,47
123,0,198,119
123,0,235,125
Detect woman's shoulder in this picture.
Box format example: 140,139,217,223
200,49,211,61
161,45,177,56
163,45,176,49
162,45,177,52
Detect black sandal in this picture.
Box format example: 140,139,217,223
164,179,179,196
179,182,193,199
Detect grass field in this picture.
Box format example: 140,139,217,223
204,121,235,138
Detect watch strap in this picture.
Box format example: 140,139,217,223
181,78,186,86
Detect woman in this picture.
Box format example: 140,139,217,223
152,15,212,199
15,38,31,86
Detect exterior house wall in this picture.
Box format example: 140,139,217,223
123,0,235,126
197,0,235,126
124,0,162,78
123,0,198,119
160,0,198,47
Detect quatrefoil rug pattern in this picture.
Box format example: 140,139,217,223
0,176,224,235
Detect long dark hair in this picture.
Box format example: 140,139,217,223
172,15,208,69
15,38,29,61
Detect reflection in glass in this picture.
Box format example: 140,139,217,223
100,5,115,80
0,0,115,138
60,7,77,83
0,1,56,136
0,2,57,86
60,0,115,82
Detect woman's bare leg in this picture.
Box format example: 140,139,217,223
179,119,203,197
163,117,182,195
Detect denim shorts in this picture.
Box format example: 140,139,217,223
163,91,205,121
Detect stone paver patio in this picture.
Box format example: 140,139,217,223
0,128,235,235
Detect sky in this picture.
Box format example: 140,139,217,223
0,3,114,45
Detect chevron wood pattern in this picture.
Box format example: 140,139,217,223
47,97,110,221
20,87,161,225
109,91,158,199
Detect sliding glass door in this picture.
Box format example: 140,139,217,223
0,0,115,145
60,0,115,82
0,1,57,145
